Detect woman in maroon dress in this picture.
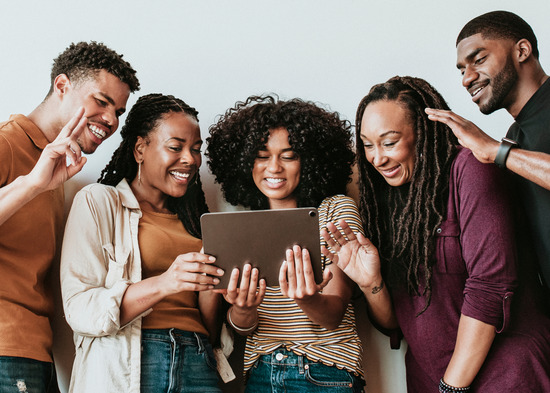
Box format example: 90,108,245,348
323,76,550,393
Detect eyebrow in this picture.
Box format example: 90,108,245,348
361,130,400,140
168,137,203,144
456,47,484,69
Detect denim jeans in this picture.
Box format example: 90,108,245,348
140,328,221,393
0,356,58,393
245,348,365,393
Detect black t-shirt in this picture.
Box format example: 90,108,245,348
506,78,550,287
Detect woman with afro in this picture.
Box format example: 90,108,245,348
206,95,365,392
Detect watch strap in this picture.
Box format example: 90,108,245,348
494,138,519,169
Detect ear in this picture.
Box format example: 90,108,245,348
53,74,72,97
133,136,148,163
516,39,533,63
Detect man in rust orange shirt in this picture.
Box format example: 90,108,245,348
0,41,139,392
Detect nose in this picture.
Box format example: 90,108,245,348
179,148,197,166
462,65,478,89
370,147,387,167
101,108,117,129
267,156,282,173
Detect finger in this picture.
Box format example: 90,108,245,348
238,264,252,296
256,279,267,305
57,107,85,140
300,248,317,291
65,155,87,178
285,248,297,289
323,223,341,249
317,268,333,290
248,267,260,299
279,260,289,295
68,114,89,142
321,245,338,264
337,219,357,241
225,268,241,301
179,252,217,264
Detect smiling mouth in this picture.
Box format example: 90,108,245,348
170,171,191,181
380,165,400,177
266,178,285,184
469,82,488,99
89,124,107,139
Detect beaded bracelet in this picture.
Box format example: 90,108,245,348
439,378,471,393
226,307,258,334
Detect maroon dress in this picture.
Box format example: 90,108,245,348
390,148,550,392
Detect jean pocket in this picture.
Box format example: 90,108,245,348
304,363,354,388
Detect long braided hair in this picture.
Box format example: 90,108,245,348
98,93,208,238
355,76,458,312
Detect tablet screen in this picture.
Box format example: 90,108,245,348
200,208,322,288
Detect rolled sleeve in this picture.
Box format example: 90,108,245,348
454,151,518,331
61,185,147,337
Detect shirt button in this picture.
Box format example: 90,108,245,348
436,228,442,234
275,353,284,361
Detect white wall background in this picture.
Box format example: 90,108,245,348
1,1,548,392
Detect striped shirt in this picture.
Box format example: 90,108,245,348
243,195,364,377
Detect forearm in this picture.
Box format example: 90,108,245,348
119,276,166,326
361,279,398,329
0,175,43,225
296,292,348,330
505,148,550,190
443,314,496,388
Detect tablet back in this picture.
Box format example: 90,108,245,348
201,208,322,288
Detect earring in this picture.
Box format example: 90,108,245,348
138,161,142,185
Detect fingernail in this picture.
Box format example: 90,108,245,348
217,268,224,275
213,278,220,284
209,256,216,261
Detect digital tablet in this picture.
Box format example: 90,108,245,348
200,208,322,288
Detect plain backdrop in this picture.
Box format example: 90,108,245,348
1,1,548,392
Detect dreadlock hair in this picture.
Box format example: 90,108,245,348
457,11,539,59
47,41,140,97
355,76,459,313
206,95,354,209
98,93,208,238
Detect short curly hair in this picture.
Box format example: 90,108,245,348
47,41,140,96
206,95,354,209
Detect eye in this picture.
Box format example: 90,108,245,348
281,153,298,161
383,141,396,148
95,98,108,107
192,148,202,154
474,56,486,65
168,146,182,152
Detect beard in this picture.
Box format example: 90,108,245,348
479,56,518,114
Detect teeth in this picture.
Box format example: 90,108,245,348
266,178,284,183
170,171,190,180
471,86,483,97
89,124,106,139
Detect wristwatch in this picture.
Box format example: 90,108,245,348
494,138,519,169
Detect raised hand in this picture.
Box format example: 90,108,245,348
321,220,382,292
222,264,266,310
26,107,89,192
425,108,499,164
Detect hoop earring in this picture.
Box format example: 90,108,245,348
138,161,142,185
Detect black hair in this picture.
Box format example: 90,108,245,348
457,10,539,59
48,41,140,96
206,95,354,209
98,93,208,238
355,76,459,313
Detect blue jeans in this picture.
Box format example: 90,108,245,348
0,356,58,393
140,329,221,393
245,348,365,393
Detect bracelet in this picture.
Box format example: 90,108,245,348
494,137,519,169
226,307,258,334
439,378,471,393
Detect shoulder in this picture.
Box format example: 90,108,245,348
451,147,499,181
72,183,123,211
318,195,364,234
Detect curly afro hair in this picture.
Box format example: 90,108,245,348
47,41,140,96
206,95,355,209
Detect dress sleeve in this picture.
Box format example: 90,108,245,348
455,152,517,331
60,186,138,337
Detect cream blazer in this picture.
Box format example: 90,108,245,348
61,179,150,393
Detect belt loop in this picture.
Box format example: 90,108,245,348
194,332,205,353
298,354,304,375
